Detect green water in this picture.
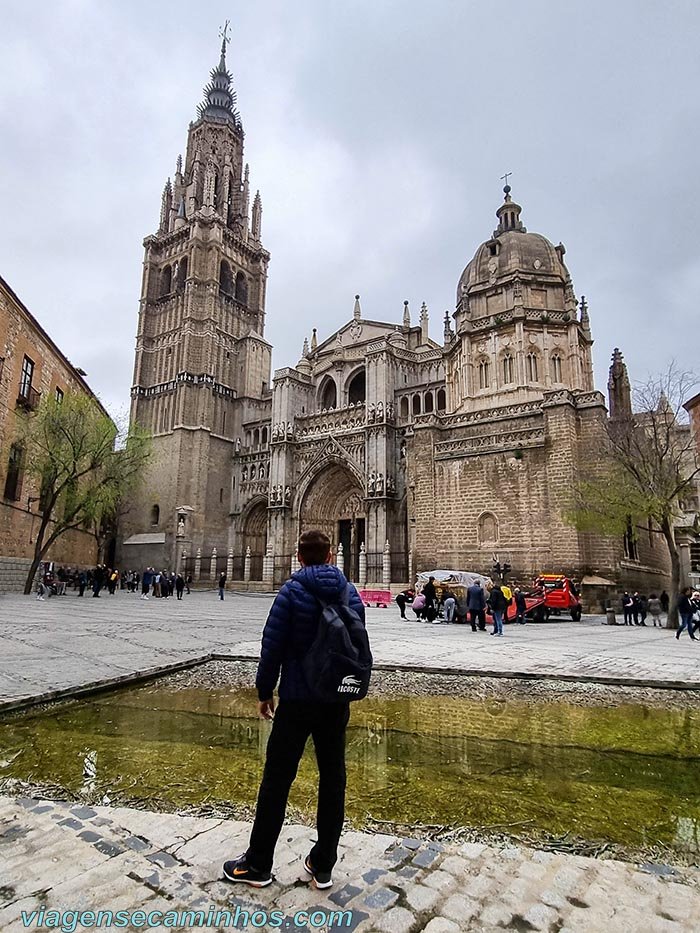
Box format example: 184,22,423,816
2,685,700,854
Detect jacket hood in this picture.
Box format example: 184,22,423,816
293,563,348,598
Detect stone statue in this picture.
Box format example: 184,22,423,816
177,515,185,537
376,472,384,495
284,485,291,505
242,466,248,482
276,484,283,505
376,401,384,421
235,437,241,453
386,402,394,420
387,476,395,495
258,464,264,479
367,403,376,423
368,471,376,495
400,441,407,459
286,422,294,438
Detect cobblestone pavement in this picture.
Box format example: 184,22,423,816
0,591,698,706
1,796,699,932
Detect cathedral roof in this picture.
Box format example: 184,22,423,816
457,186,569,299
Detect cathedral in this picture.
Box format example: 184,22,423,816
119,37,671,605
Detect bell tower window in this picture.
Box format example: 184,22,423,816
502,354,514,384
478,358,490,390
551,353,562,383
526,352,539,382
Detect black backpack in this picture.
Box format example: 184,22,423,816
301,583,373,702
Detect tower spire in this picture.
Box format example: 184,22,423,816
402,300,411,328
353,294,362,320
608,348,632,421
197,26,242,130
494,182,526,237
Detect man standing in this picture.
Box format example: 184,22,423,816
218,571,227,600
488,584,508,636
467,580,487,631
223,529,368,889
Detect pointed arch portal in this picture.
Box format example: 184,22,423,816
299,463,365,582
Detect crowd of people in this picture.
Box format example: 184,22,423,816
619,590,669,626
35,565,193,600
395,577,527,635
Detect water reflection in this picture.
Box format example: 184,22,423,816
2,685,699,853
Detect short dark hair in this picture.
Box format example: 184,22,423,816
298,529,331,566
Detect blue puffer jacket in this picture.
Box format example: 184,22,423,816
256,564,366,702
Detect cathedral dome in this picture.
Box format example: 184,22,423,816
457,187,568,300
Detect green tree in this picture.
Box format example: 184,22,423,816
568,366,699,626
11,392,150,594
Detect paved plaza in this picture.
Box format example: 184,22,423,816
0,591,698,708
2,797,700,933
2,590,700,930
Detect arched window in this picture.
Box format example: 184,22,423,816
478,358,490,390
176,256,187,291
526,352,539,382
550,353,563,383
412,394,422,415
400,397,409,418
235,271,248,305
261,426,268,445
219,260,234,296
436,388,446,411
347,369,366,404
253,428,260,447
478,511,499,546
319,376,337,410
150,504,160,526
502,353,514,384
159,265,172,298
424,392,434,413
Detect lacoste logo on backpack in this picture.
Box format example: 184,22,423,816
338,674,363,694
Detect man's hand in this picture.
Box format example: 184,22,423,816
258,698,275,720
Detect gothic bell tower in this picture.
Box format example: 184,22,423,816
122,28,272,572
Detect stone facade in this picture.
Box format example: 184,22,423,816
0,275,106,592
121,42,672,602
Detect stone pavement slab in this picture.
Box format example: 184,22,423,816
1,797,699,932
1,591,699,706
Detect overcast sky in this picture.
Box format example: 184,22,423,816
1,0,698,418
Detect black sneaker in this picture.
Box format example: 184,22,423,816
222,854,272,887
304,855,333,889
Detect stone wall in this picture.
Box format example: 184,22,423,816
0,556,36,594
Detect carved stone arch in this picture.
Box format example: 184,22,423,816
236,494,268,581
345,366,366,405
318,375,337,410
477,510,499,547
295,447,365,511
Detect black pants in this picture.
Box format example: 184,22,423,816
247,700,350,874
395,595,407,618
470,608,485,631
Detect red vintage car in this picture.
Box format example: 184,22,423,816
522,574,582,622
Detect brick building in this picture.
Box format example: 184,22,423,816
121,38,671,605
0,275,109,592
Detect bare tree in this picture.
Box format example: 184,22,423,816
10,392,151,594
569,364,699,626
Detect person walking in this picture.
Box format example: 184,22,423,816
218,571,227,600
141,567,152,599
395,588,414,619
78,570,87,598
175,574,185,600
467,581,487,632
222,529,369,889
514,588,527,624
186,574,192,595
675,587,696,641
488,584,507,636
647,593,663,627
